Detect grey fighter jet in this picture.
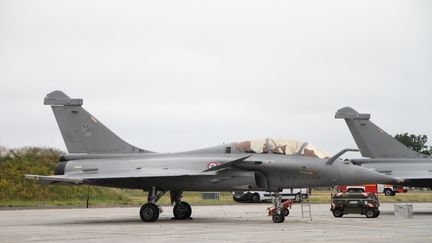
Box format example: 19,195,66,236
26,91,395,223
336,107,432,188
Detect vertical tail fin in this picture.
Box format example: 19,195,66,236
44,90,151,154
335,107,426,158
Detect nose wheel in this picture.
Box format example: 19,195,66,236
272,212,285,223
268,191,287,223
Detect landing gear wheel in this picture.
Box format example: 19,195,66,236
365,209,375,218
251,193,260,203
269,191,285,223
272,212,285,223
173,201,192,219
140,203,160,222
283,208,289,216
332,209,344,217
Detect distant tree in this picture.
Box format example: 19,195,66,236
394,133,432,155
0,147,129,203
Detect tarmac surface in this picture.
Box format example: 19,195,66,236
1,203,432,243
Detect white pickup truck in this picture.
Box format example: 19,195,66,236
232,188,309,203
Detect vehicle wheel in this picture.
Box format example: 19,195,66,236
251,193,260,203
374,210,380,218
140,203,160,222
332,208,344,218
384,189,394,196
272,212,285,223
365,209,375,218
173,201,192,219
283,208,289,216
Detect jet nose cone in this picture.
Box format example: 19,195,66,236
340,164,396,185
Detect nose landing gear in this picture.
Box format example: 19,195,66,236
267,193,297,223
267,192,285,223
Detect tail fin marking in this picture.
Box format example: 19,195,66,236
335,107,426,159
45,90,150,154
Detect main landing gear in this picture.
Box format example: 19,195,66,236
140,203,160,222
171,191,192,220
139,186,165,222
139,187,192,222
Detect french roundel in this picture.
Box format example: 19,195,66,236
207,161,221,169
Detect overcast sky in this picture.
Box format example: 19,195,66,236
1,0,431,155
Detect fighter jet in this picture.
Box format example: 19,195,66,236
26,91,395,223
336,107,432,188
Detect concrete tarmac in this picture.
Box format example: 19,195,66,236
1,203,432,243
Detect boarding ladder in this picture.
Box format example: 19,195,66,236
300,191,312,221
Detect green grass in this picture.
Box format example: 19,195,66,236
0,191,237,207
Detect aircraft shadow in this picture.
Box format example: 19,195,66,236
59,211,432,225
63,217,273,225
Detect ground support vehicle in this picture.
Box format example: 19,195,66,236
330,192,380,218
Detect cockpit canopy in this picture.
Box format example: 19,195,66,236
234,138,331,159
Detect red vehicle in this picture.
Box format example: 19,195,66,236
335,184,408,196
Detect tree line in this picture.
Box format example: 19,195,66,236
0,147,127,203
394,133,432,155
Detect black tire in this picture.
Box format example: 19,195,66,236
251,193,260,203
233,197,241,202
272,213,285,223
140,203,160,222
283,208,289,216
365,209,375,218
332,208,344,218
173,201,192,220
375,210,381,218
373,210,380,218
384,188,394,196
